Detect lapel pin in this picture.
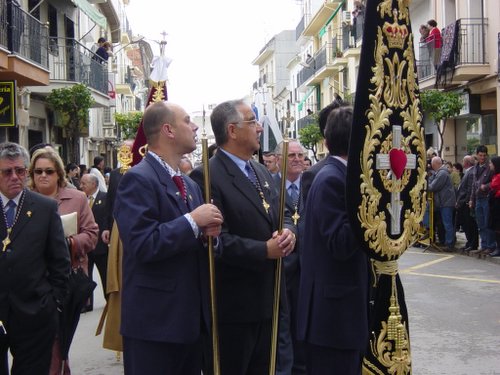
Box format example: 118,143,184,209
27,211,32,217
264,181,270,189
97,200,102,205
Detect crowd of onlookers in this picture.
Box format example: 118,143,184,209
425,145,500,257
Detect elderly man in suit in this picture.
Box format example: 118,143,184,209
0,142,70,374
456,155,478,253
190,99,296,375
80,173,108,311
273,139,307,374
298,107,369,374
114,101,223,375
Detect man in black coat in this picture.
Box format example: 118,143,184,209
0,142,69,374
80,173,108,310
190,99,296,375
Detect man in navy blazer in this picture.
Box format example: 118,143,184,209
190,99,296,375
114,102,223,375
297,107,370,375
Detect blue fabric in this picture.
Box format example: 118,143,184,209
245,162,257,186
5,200,16,227
475,197,497,249
439,206,455,246
289,183,299,204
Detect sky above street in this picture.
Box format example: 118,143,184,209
125,0,301,113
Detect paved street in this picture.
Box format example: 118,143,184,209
68,247,500,375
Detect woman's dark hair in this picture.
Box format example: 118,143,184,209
491,156,500,174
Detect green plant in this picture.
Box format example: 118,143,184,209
115,111,143,140
420,89,464,157
46,84,94,162
298,115,322,161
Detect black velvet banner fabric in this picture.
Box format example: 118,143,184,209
346,1,427,373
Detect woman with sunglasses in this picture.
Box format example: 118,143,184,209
29,147,98,375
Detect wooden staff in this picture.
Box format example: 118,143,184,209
269,139,289,375
201,107,220,375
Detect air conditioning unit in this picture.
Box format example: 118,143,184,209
343,11,351,24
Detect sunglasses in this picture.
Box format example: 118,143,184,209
0,167,27,178
33,168,57,175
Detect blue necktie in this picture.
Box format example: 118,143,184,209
289,183,299,204
5,200,16,227
245,162,257,186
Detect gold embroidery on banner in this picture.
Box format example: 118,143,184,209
358,7,427,260
150,81,166,104
378,0,410,22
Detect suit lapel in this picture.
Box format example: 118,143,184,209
9,190,34,242
145,154,189,215
216,152,272,224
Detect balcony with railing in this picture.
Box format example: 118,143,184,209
297,115,315,131
296,15,305,41
297,42,347,88
48,37,108,96
0,0,50,85
417,18,489,86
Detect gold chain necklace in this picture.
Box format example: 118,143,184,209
2,190,26,253
247,163,270,214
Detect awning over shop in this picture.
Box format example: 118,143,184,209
71,0,107,29
298,87,315,111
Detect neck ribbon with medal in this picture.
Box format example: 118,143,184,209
247,163,270,214
2,191,26,253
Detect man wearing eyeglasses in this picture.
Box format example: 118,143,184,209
273,140,307,375
190,99,296,375
0,142,70,374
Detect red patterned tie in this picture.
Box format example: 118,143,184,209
172,175,186,200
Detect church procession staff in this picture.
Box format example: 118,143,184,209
190,99,296,375
114,101,223,375
0,142,70,374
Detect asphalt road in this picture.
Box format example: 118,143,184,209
66,245,500,375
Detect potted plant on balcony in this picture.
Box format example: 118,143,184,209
47,83,94,162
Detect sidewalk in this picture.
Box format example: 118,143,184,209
416,230,500,265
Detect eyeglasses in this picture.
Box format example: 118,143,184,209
240,119,261,127
0,167,27,178
288,153,305,159
33,168,57,176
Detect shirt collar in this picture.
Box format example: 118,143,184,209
149,151,180,177
219,148,249,176
1,190,24,208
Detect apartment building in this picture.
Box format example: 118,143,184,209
0,0,152,167
253,0,498,161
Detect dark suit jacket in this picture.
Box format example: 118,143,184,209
272,174,301,283
297,157,369,350
105,167,122,231
300,155,329,207
190,150,295,323
114,153,209,343
90,191,108,255
456,166,474,207
0,190,70,319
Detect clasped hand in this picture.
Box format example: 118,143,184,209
266,228,296,259
190,203,223,237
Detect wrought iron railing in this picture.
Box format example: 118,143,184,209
297,115,315,131
49,37,108,95
0,0,7,49
6,0,48,68
417,18,488,81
